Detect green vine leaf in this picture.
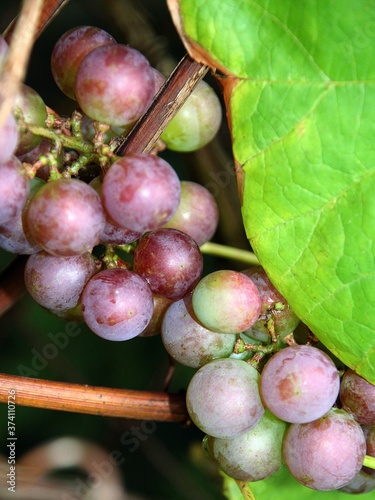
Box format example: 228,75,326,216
168,0,375,383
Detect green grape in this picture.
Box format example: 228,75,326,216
161,81,222,152
205,409,287,481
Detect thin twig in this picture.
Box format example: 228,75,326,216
2,0,70,43
200,242,259,266
0,0,45,127
0,372,188,423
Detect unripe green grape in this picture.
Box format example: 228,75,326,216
14,84,47,156
205,409,287,481
161,81,222,152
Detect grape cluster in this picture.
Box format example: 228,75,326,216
0,25,221,337
0,23,374,496
170,267,375,492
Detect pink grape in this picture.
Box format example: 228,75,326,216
161,181,219,246
260,345,340,424
90,176,141,245
283,408,366,491
192,270,261,334
340,369,375,426
0,156,29,226
133,228,203,300
0,34,8,66
0,176,42,255
340,470,375,494
26,178,105,256
138,295,172,337
363,426,375,477
102,154,181,233
75,44,155,126
161,294,236,368
24,251,97,311
186,358,264,438
81,268,154,341
51,25,116,100
0,110,19,164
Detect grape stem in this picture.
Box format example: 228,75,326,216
363,454,375,470
234,480,256,500
200,242,259,265
26,123,94,155
0,372,188,424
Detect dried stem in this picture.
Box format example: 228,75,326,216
0,0,45,127
2,0,69,43
0,373,188,423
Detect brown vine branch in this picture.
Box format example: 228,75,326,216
0,373,188,423
2,0,69,43
0,0,45,127
115,53,208,156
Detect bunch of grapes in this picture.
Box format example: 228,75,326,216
0,22,374,497
0,25,221,336
180,275,375,493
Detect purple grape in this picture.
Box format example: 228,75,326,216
75,44,155,126
90,176,141,245
186,358,264,438
133,228,203,300
102,154,181,233
0,220,40,255
26,178,105,256
161,181,219,246
51,26,116,100
205,409,287,481
0,156,29,226
340,470,375,494
192,270,261,334
363,426,375,477
260,345,340,424
0,34,8,66
0,110,19,164
14,84,47,156
0,177,43,255
81,268,154,341
151,67,166,95
340,369,375,426
161,294,236,368
242,266,300,342
138,294,172,337
283,408,366,491
24,251,97,311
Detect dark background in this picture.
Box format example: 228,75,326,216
0,1,250,498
